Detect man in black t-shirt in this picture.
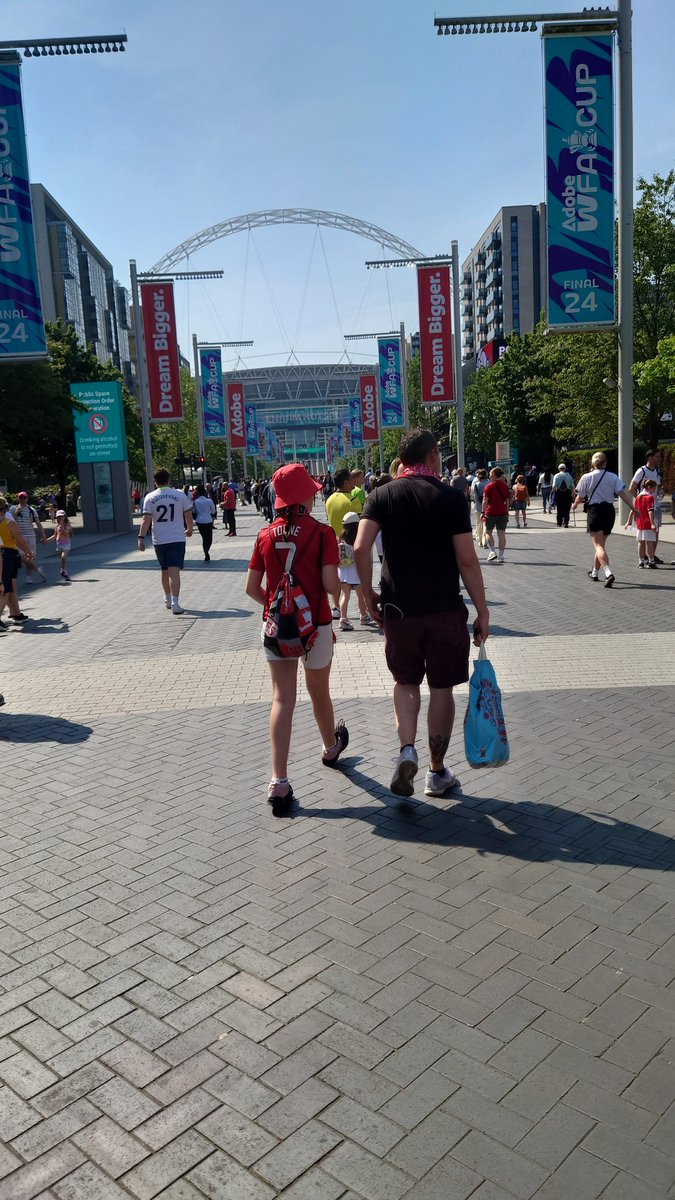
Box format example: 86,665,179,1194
355,428,489,800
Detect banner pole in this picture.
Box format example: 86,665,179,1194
617,0,633,516
129,259,154,491
451,241,465,468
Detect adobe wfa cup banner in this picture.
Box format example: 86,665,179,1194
359,373,379,442
245,402,258,455
544,34,615,330
0,62,47,361
349,396,364,449
417,265,454,405
200,347,226,439
378,336,404,429
140,282,183,421
226,382,246,449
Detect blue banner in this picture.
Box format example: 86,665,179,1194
0,61,47,360
349,396,363,448
200,347,226,439
378,336,404,428
245,402,258,455
544,34,615,330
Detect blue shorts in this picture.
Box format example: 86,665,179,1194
154,541,186,570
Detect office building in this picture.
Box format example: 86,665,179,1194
461,204,546,367
31,184,135,393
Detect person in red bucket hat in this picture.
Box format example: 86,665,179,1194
246,463,349,815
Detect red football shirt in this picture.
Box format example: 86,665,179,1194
249,514,339,624
635,492,655,531
483,478,511,517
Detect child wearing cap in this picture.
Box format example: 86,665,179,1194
337,512,377,631
45,511,73,581
246,463,349,814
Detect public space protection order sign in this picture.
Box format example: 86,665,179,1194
0,61,47,361
544,33,616,330
71,382,127,464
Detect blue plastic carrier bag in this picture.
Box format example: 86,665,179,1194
464,643,509,768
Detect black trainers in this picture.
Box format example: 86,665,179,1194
322,720,349,768
267,780,294,817
653,555,664,565
587,571,598,581
11,613,29,622
604,573,615,588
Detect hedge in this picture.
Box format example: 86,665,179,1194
563,443,674,491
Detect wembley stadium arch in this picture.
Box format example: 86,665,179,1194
150,210,428,466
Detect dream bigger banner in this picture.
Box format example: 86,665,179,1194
0,61,47,360
140,281,183,421
200,347,226,439
544,33,615,330
378,336,404,429
417,265,454,405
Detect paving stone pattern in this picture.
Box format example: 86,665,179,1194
0,506,674,1198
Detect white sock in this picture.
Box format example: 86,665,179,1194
591,569,599,578
164,593,170,602
171,595,180,604
604,566,612,578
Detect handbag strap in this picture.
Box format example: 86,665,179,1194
586,469,607,505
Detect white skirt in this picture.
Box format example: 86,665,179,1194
338,565,361,586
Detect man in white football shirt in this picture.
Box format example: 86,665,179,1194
138,468,193,613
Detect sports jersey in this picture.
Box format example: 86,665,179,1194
350,486,366,513
483,479,510,517
325,491,355,535
249,513,339,625
635,491,656,531
143,487,192,545
631,465,663,503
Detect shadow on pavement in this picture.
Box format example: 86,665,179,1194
180,608,252,619
300,792,675,869
0,714,92,743
20,618,70,634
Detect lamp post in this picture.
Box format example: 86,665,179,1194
433,3,632,502
129,268,223,490
195,339,253,480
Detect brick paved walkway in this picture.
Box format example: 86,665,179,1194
1,505,674,1199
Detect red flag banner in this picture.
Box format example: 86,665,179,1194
359,373,379,441
417,265,454,406
141,282,183,422
227,382,247,449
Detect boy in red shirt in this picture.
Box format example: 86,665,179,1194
633,479,658,568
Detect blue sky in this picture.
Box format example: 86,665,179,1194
9,0,675,370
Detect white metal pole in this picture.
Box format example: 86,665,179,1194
617,0,633,511
192,334,205,459
129,260,155,492
452,241,465,468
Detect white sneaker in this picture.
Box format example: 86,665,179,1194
171,602,185,615
424,767,458,797
391,746,418,797
163,596,171,609
332,607,341,620
498,555,505,563
487,551,498,562
24,575,35,585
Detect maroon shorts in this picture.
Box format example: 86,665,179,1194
383,606,470,689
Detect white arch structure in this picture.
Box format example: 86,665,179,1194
149,208,427,272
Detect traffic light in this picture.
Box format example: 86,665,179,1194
199,455,207,466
